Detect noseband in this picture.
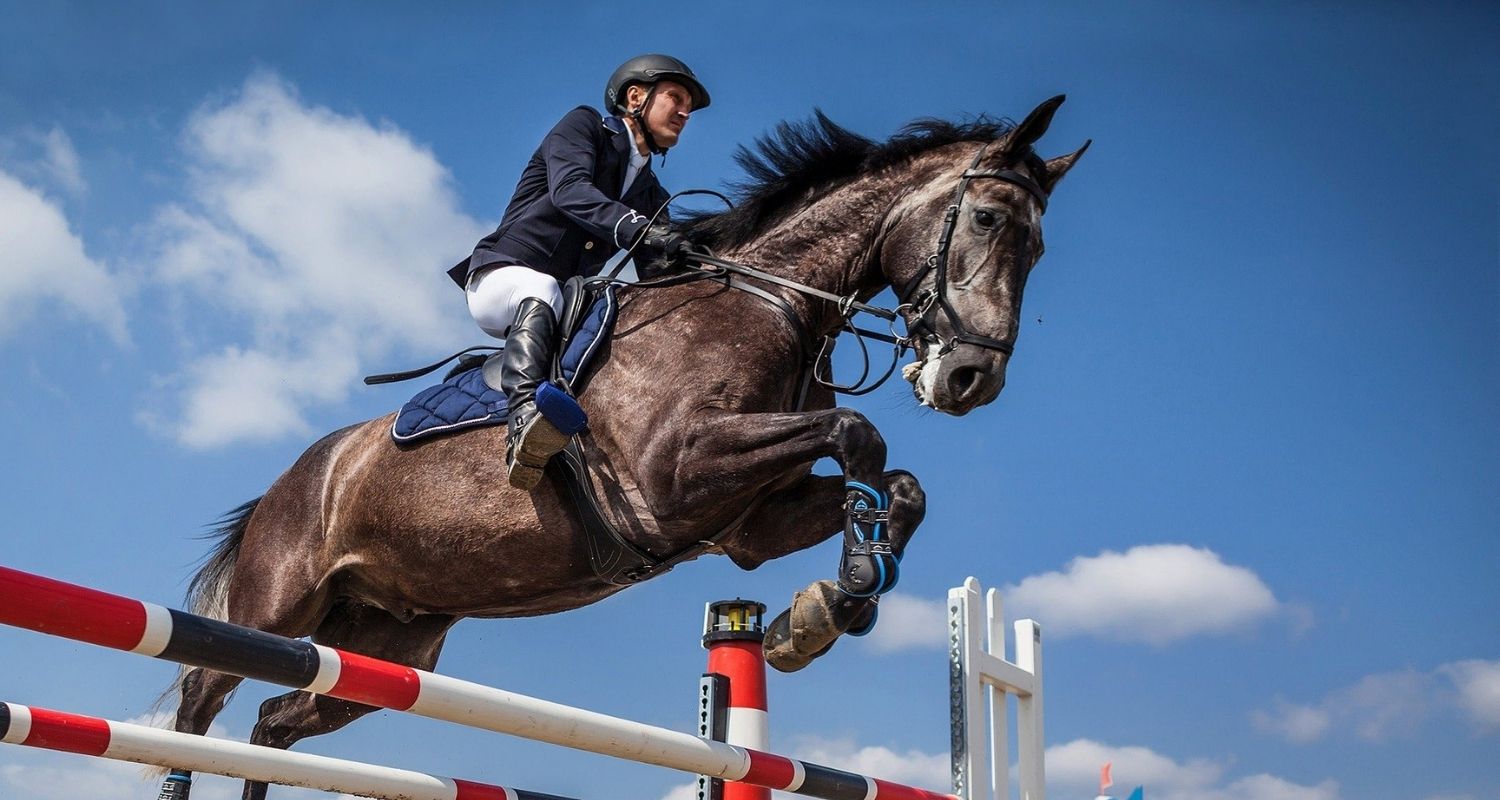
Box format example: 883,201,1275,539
897,143,1049,357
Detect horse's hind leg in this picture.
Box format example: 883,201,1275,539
239,603,456,800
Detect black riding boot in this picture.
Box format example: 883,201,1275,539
497,297,568,490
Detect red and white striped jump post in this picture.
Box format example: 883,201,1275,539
697,600,771,800
0,565,962,800
0,700,572,800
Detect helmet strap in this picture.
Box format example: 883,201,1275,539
629,84,667,156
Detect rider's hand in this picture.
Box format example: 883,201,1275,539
638,222,697,260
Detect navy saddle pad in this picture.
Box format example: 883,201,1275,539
392,285,618,443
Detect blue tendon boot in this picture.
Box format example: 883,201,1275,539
157,771,192,800
837,481,900,598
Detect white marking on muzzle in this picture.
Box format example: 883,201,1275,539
903,352,947,408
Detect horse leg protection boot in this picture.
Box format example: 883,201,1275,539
500,297,568,491
836,481,900,597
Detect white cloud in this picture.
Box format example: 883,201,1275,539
1255,658,1500,743
1249,698,1330,743
141,72,485,447
863,545,1281,652
862,592,949,653
144,337,362,448
1003,544,1280,644
40,127,86,195
0,170,128,344
1253,669,1433,743
1438,659,1500,730
1047,738,1340,800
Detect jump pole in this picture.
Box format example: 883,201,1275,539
0,700,572,800
0,565,958,800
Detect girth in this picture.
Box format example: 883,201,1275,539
548,274,797,586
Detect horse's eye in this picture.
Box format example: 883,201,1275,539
974,209,1003,229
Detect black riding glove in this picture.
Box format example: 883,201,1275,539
637,222,696,260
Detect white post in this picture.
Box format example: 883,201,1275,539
948,578,1044,800
1014,619,1044,800
949,579,987,800
985,588,1009,800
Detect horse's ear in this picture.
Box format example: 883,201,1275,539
1003,95,1066,159
1041,139,1091,194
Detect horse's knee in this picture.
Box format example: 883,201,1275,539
827,408,886,473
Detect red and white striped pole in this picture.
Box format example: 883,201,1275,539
0,565,956,800
699,600,770,800
0,701,569,800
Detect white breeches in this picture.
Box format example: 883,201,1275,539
465,265,564,339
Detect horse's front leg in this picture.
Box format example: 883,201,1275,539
718,470,927,672
651,408,924,671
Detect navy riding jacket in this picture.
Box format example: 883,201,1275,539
449,106,670,288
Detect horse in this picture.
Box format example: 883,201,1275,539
163,96,1087,800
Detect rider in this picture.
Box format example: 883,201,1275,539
447,54,710,491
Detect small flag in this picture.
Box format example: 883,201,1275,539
1100,762,1113,793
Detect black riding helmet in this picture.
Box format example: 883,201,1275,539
604,54,711,114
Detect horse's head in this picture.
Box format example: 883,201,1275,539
884,96,1088,415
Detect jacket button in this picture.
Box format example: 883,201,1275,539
584,241,595,250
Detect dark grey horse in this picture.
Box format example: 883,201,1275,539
163,96,1086,800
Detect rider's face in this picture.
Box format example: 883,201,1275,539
628,80,693,149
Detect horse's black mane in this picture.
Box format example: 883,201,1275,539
682,111,1037,250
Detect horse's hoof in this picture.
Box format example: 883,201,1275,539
763,608,812,672
761,581,846,673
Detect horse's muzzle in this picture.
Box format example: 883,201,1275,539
918,346,1009,415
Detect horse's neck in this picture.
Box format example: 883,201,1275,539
729,165,936,334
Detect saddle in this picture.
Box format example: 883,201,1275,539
388,279,617,443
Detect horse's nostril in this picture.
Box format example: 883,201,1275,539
950,366,984,398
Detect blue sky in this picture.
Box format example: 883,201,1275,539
1,3,1496,799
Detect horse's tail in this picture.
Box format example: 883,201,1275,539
147,497,262,745
186,497,261,622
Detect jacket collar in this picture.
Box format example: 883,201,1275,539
604,114,651,192
604,115,635,160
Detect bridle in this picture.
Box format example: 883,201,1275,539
895,142,1049,358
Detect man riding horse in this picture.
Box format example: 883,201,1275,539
447,54,708,490
159,63,1088,797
